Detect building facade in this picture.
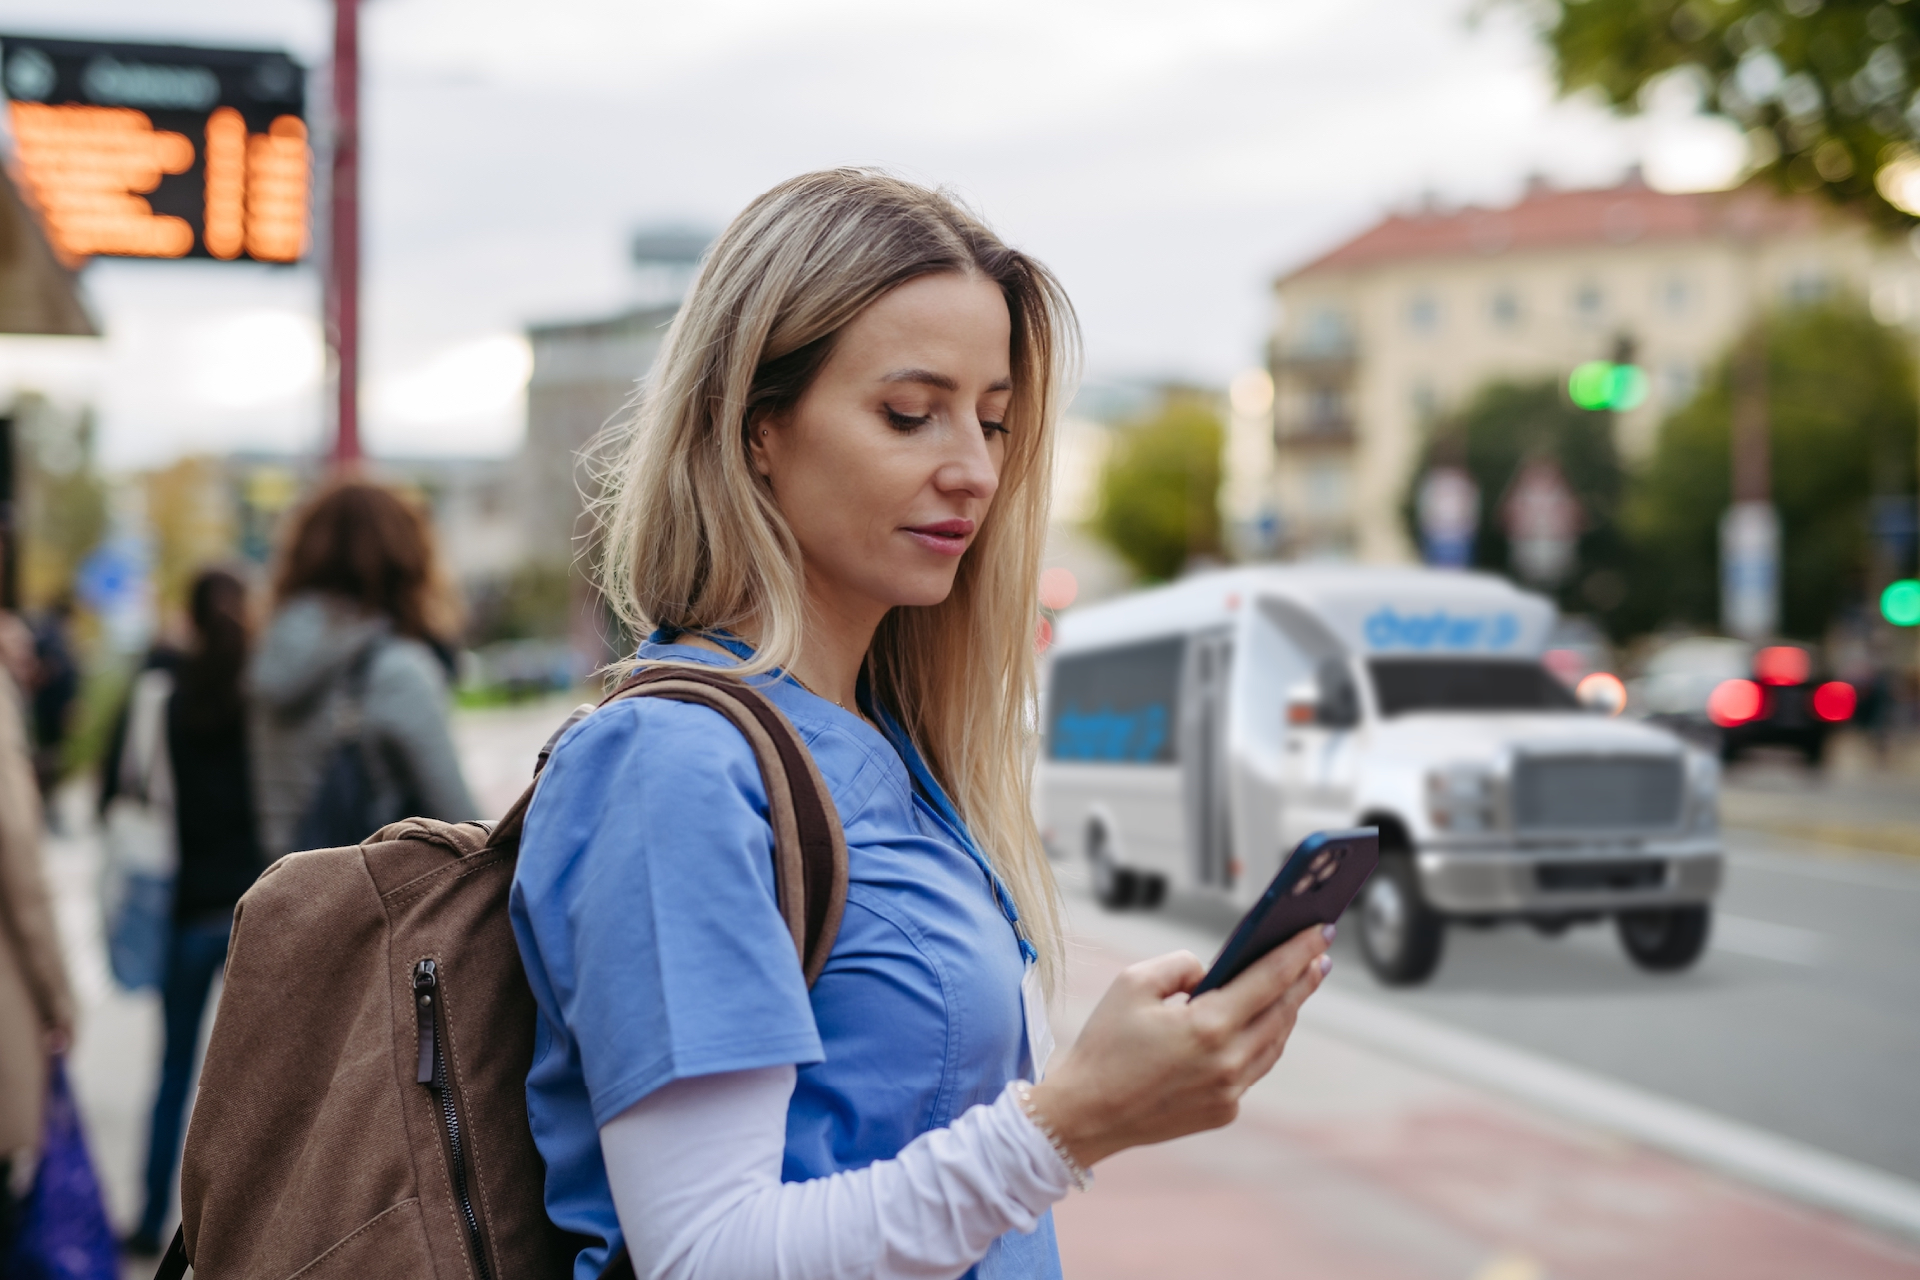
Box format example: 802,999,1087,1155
1265,174,1919,564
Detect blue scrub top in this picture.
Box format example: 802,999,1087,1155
510,640,1062,1280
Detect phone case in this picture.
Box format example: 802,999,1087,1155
1192,828,1379,995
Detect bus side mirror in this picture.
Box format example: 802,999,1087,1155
1314,660,1362,729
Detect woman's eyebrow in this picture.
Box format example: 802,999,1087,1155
879,369,1013,394
880,368,958,391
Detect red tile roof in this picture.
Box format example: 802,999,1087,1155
1282,177,1837,282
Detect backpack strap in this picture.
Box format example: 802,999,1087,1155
489,667,849,986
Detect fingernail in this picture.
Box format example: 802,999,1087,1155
1321,923,1337,943
1317,954,1332,977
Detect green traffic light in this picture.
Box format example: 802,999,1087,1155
1883,579,1920,626
1569,362,1613,409
1568,361,1648,411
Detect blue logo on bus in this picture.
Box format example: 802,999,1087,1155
1363,607,1518,652
1051,703,1169,762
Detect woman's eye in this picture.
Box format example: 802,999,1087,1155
982,420,1009,437
885,407,931,431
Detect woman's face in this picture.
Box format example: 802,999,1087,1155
752,271,1012,619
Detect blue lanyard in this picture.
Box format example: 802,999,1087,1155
643,630,1037,965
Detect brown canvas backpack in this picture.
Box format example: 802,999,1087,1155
156,667,848,1280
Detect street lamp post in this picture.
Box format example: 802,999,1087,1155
326,0,361,469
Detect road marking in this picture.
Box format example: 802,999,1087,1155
1712,913,1826,966
1300,987,1920,1246
1726,841,1920,893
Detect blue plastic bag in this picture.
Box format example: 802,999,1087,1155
4,1058,118,1280
103,869,172,992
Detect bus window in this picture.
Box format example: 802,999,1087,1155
1048,637,1183,763
1368,658,1579,717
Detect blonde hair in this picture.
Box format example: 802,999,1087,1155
595,169,1077,988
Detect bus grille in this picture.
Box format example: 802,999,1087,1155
1512,756,1683,831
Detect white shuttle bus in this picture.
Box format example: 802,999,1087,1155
1039,566,1724,984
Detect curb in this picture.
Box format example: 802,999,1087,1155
1303,988,1920,1245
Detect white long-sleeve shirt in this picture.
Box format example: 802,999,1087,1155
599,1066,1074,1280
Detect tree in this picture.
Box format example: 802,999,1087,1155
1529,0,1920,223
1092,394,1224,583
1401,380,1633,632
1624,297,1916,638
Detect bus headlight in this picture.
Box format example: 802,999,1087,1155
1427,766,1498,832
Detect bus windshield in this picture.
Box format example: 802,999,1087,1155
1368,658,1579,717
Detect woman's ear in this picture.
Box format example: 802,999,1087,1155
747,410,781,481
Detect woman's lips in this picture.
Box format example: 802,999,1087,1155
903,518,975,557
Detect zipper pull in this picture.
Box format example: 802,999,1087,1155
413,959,438,1085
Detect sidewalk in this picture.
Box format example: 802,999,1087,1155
1721,732,1920,859
1048,923,1920,1279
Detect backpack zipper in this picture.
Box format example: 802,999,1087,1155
413,959,494,1280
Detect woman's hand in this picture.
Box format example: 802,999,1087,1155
1027,925,1332,1167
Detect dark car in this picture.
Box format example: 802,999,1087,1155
1633,639,1855,764
1707,644,1855,764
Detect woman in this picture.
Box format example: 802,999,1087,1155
248,480,475,860
512,170,1331,1280
124,569,265,1255
0,608,74,1254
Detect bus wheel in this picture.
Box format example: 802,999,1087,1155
1358,855,1444,986
1087,825,1138,910
1137,874,1167,910
1616,905,1710,972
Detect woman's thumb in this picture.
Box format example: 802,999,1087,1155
1127,950,1206,999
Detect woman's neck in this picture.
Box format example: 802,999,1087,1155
708,579,882,712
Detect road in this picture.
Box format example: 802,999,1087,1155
1126,821,1920,1186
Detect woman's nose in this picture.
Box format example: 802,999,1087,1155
935,418,1001,502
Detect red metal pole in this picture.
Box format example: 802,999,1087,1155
327,0,361,468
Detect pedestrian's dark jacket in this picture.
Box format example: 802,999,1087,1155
168,664,264,920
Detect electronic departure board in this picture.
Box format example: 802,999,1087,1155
0,35,308,264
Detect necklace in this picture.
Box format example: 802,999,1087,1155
790,671,872,724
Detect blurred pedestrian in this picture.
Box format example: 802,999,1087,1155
247,480,475,862
27,595,78,821
0,606,77,1255
123,569,265,1256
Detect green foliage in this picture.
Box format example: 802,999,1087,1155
1092,395,1225,583
1531,0,1920,224
14,396,108,609
1624,298,1916,638
1402,381,1632,632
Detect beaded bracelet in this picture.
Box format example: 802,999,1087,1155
1012,1081,1093,1191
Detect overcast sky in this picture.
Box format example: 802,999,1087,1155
0,0,1746,468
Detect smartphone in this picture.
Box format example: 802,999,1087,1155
1191,828,1379,996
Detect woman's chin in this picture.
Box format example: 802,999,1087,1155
874,569,963,611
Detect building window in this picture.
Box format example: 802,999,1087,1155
1661,275,1690,315
1574,281,1604,323
1306,384,1347,432
1407,293,1440,334
1304,460,1350,516
1663,361,1699,406
1410,380,1439,424
1302,307,1353,353
1489,289,1520,328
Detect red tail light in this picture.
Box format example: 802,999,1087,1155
1708,678,1764,727
1755,645,1810,686
1812,681,1856,723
